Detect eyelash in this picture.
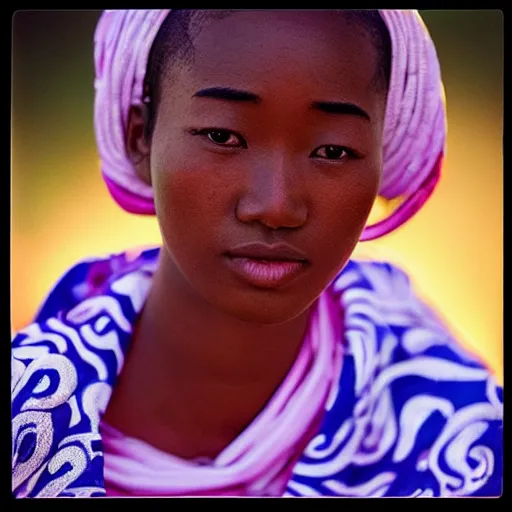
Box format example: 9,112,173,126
189,128,358,161
190,128,247,149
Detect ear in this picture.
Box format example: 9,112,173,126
126,104,152,186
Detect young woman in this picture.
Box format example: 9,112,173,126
12,9,502,498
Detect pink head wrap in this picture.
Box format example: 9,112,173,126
93,9,446,241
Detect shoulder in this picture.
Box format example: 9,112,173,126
32,246,160,323
332,258,496,375
289,259,503,497
12,245,160,378
12,245,160,382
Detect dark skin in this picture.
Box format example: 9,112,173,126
102,11,387,460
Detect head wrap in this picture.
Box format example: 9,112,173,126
93,9,446,240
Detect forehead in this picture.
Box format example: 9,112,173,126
165,10,383,108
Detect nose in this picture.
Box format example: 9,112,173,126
236,153,308,230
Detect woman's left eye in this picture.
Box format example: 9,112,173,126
310,145,353,161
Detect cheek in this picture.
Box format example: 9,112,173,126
320,162,381,230
150,146,234,254
311,162,381,266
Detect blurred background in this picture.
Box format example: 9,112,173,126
11,10,503,383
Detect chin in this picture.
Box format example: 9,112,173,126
220,293,318,326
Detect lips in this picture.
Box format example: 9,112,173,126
224,242,309,288
226,242,308,262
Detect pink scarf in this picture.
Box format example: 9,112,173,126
101,292,343,497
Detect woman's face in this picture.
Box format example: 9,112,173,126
146,10,387,324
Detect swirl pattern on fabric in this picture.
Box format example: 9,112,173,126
11,248,502,497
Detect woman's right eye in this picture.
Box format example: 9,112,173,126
190,128,247,148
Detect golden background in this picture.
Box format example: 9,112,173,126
11,10,503,383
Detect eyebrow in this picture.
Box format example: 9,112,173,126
311,101,371,121
192,87,371,121
192,87,262,104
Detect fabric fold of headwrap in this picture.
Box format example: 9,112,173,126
93,9,447,240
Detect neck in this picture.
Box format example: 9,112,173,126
148,248,311,383
104,248,313,459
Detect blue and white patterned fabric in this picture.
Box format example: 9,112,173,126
11,247,503,497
